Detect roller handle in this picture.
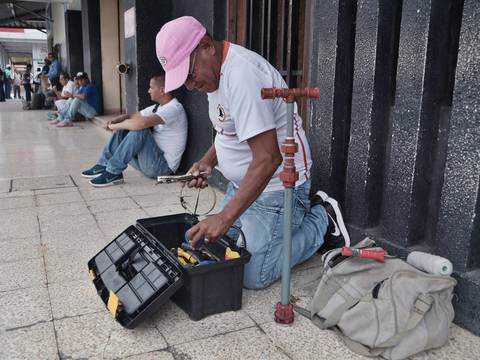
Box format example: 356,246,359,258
341,247,385,263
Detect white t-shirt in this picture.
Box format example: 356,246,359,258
140,98,188,172
61,80,75,97
207,43,312,192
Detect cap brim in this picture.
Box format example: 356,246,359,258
164,55,190,93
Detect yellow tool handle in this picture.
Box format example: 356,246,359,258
177,248,199,264
225,247,240,260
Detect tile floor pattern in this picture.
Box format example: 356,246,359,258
0,100,479,359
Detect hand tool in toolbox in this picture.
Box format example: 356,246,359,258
156,171,210,184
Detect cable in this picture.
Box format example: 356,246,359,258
179,183,217,216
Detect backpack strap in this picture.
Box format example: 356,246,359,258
292,302,311,319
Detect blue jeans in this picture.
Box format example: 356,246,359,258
97,129,172,178
222,181,328,289
59,98,97,122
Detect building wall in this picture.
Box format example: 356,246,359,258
100,0,122,114
82,0,103,113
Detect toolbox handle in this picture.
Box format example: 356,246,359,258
226,224,247,250
116,247,141,279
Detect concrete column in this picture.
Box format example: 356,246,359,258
436,0,480,273
382,0,433,248
308,0,356,205
121,0,173,113
345,0,402,228
65,10,84,76
100,0,121,114
81,0,103,113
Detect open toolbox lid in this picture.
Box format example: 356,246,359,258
88,213,250,328
88,222,185,328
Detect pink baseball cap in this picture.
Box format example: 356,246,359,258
156,16,206,92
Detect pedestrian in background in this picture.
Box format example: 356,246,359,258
4,65,13,99
0,68,6,102
13,69,21,99
22,64,32,102
47,53,61,91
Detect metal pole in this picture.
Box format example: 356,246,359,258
280,101,294,306
261,87,320,325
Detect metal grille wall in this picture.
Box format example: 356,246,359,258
308,0,479,334
232,0,307,88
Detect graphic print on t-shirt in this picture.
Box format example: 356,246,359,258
209,92,237,137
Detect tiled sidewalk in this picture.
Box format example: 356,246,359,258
1,101,479,359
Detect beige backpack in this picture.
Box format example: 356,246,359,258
298,238,457,360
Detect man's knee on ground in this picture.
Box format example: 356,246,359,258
243,267,272,290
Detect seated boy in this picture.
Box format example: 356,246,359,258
51,72,100,127
81,72,188,187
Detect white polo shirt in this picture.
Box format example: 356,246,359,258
140,98,188,172
207,43,312,192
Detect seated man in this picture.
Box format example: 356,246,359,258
46,72,76,118
52,72,100,127
81,72,188,187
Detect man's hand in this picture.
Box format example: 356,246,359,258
107,122,121,132
186,213,232,246
103,115,128,131
187,161,212,189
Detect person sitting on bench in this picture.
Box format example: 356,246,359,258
81,72,188,187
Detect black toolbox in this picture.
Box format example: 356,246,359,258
88,213,251,328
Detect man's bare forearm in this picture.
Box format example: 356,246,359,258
113,114,130,123
200,145,218,168
111,118,144,131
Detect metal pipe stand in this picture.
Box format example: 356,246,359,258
261,87,320,325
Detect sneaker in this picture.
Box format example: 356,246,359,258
56,121,74,128
89,171,124,187
81,164,106,178
312,190,351,253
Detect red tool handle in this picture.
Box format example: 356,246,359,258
341,247,385,263
261,87,320,100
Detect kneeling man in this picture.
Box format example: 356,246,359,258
81,72,188,187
